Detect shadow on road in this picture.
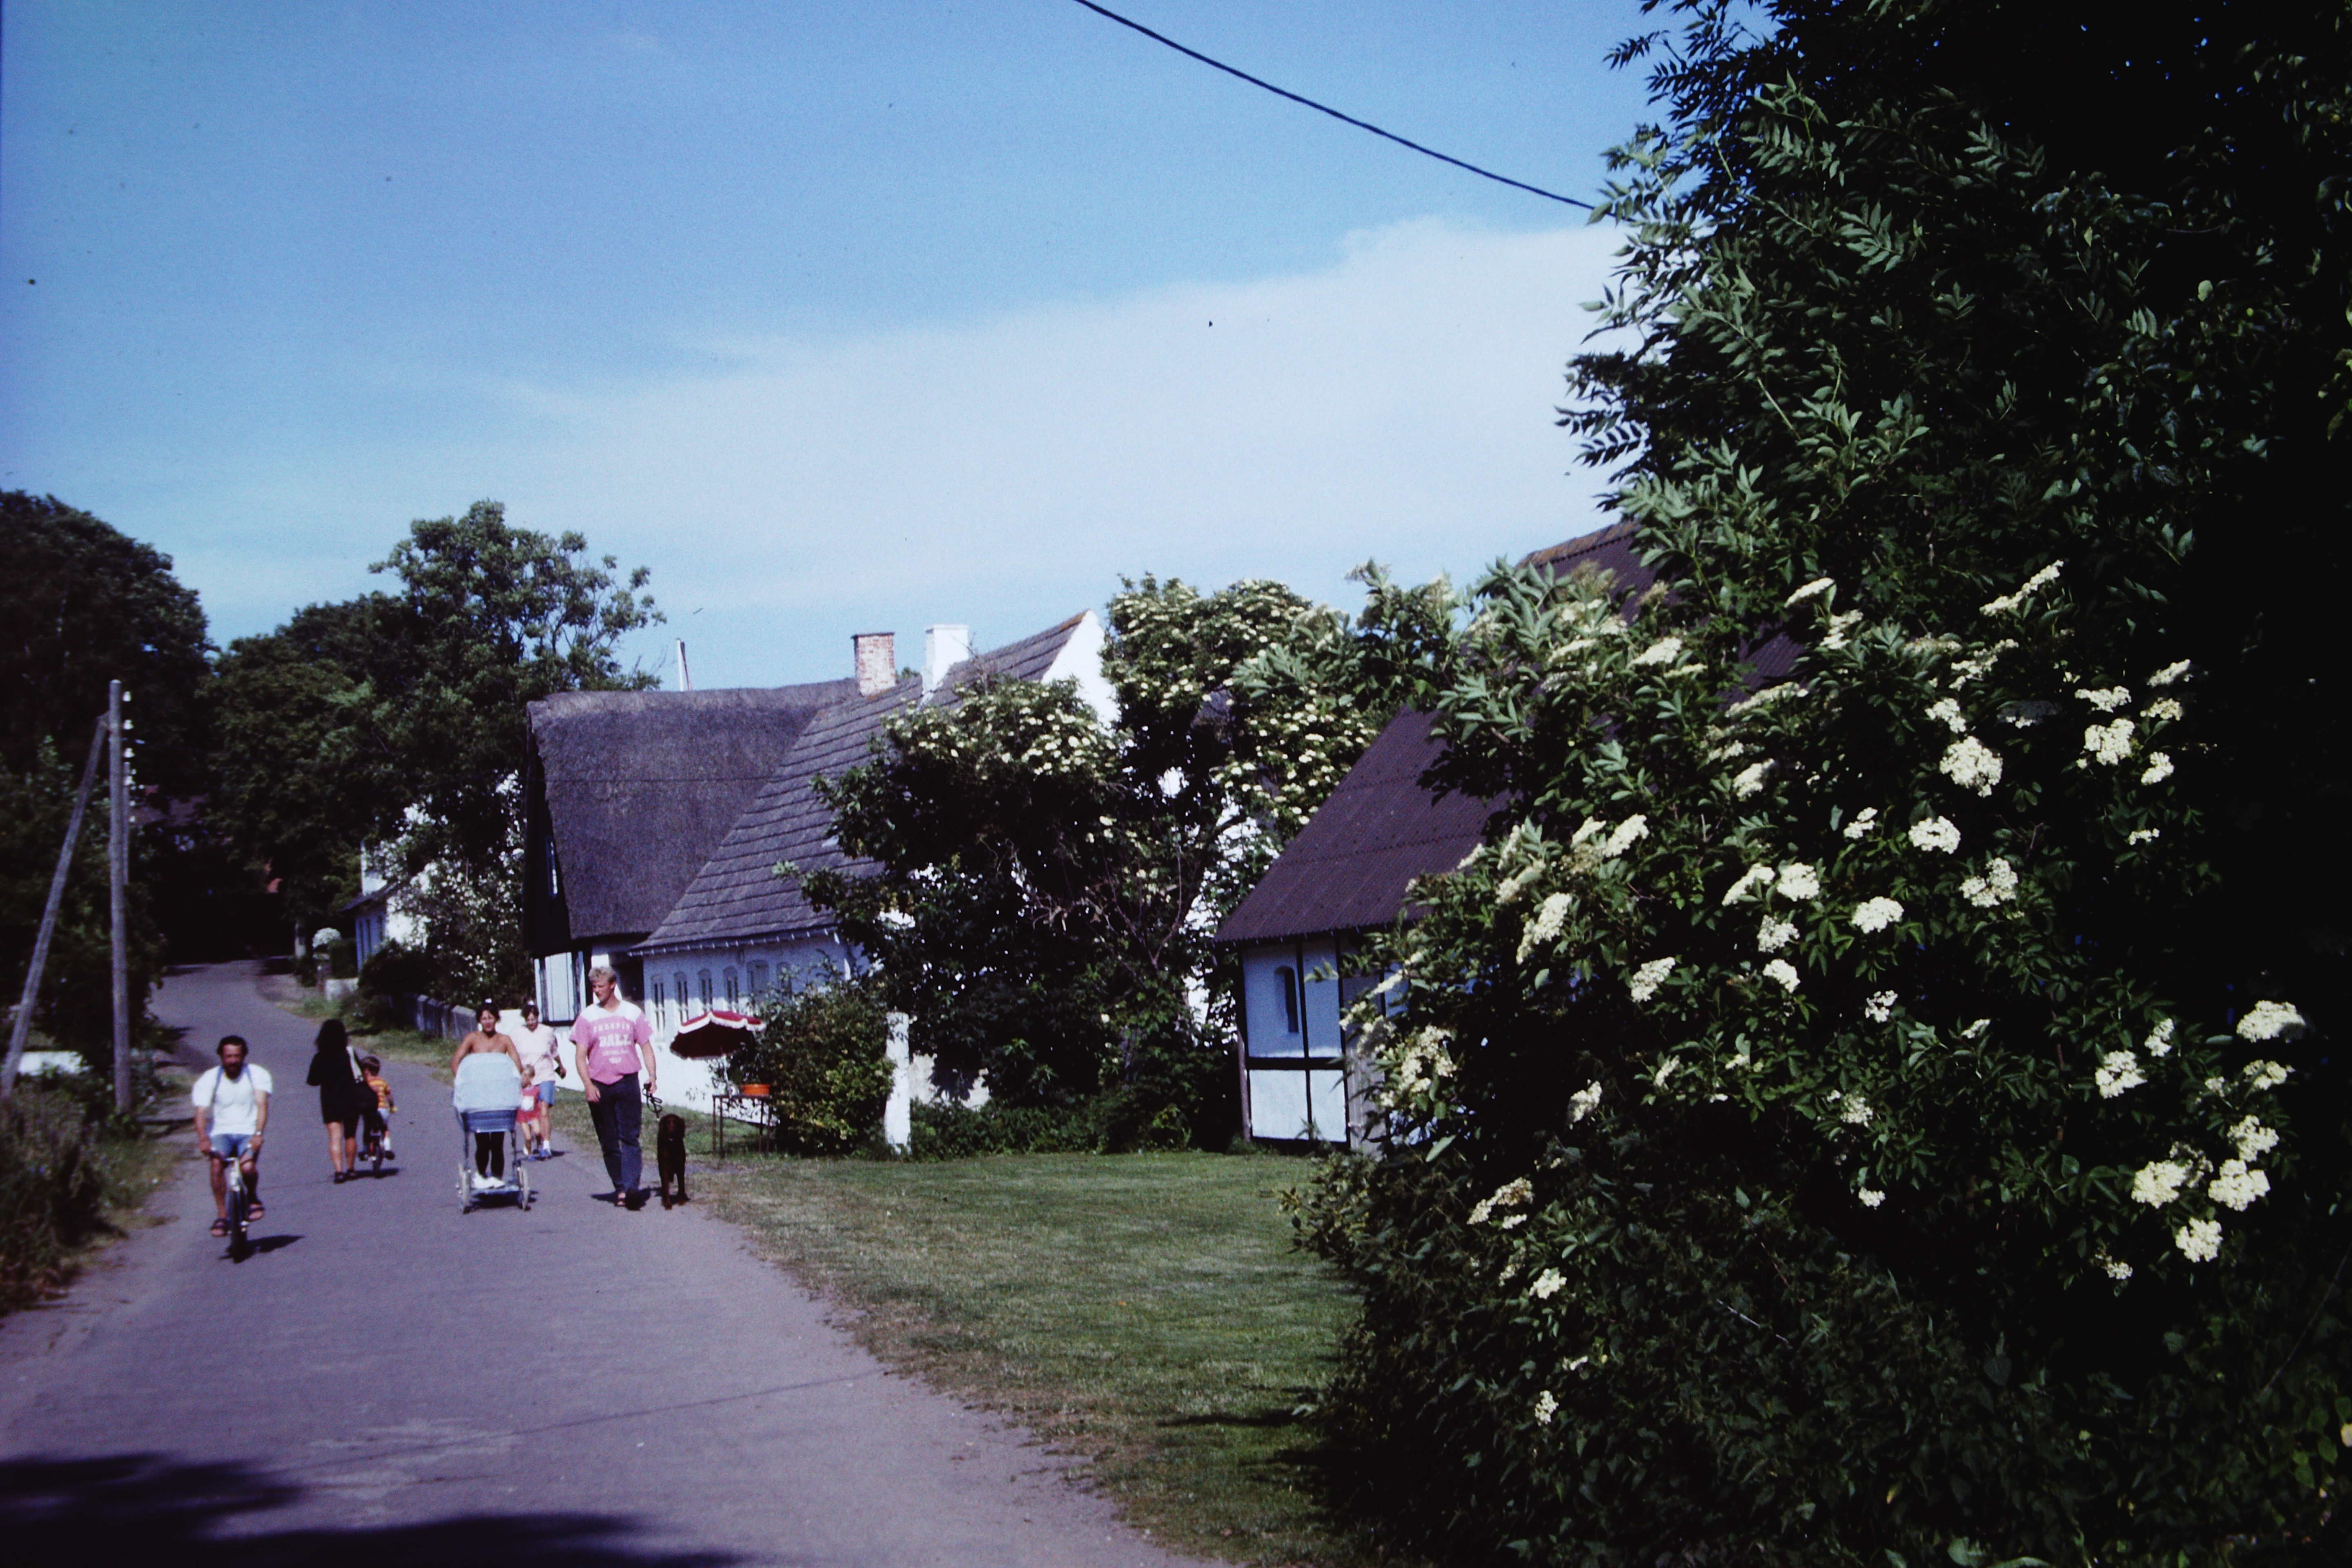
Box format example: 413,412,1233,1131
0,1454,746,1566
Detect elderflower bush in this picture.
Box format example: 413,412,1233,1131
1302,555,2320,1566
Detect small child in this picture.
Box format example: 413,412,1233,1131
359,1055,396,1160
517,1062,546,1156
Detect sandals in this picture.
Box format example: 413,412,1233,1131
210,1218,229,1237
247,1202,265,1221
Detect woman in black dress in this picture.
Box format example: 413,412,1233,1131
306,1018,371,1184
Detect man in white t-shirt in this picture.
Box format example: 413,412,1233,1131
192,1034,273,1235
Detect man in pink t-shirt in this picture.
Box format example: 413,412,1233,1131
570,965,658,1207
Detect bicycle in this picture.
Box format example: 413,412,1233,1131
216,1149,256,1261
363,1119,389,1176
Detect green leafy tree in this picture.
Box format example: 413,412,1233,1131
811,572,1453,1122
0,494,210,1062
1302,3,2351,1564
212,503,658,992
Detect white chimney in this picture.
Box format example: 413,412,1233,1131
923,624,972,694
675,639,692,692
853,632,896,697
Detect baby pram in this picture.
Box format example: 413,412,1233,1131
452,1052,532,1214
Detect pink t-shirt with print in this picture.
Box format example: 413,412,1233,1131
570,999,651,1084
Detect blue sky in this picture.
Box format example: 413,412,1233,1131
3,1,1656,689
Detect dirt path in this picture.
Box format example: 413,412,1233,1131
0,961,1210,1567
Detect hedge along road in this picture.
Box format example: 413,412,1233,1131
0,961,1214,1568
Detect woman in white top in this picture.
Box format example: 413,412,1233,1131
514,1000,565,1160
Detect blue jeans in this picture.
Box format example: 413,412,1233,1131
587,1073,642,1196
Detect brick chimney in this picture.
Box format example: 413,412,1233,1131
922,624,971,694
853,632,896,697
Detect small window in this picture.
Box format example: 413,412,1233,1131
747,961,769,997
652,980,666,1021
546,837,561,898
674,972,688,1018
697,969,713,1007
1277,966,1300,1035
724,967,740,1007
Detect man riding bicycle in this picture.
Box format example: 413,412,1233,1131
192,1035,273,1236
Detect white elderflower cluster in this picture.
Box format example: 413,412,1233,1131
1842,807,1879,840
2143,696,2184,723
2131,1160,2192,1208
2237,1000,2307,1042
2095,1051,2146,1098
1820,610,1864,650
1927,697,1969,732
1851,897,1905,934
2145,1019,2176,1057
1863,990,1898,1023
2147,659,2192,687
1630,636,1685,667
1650,1056,1681,1089
1384,1027,1457,1105
1722,864,1777,905
2101,1254,2134,1281
1601,815,1650,859
1733,760,1775,799
1757,915,1799,952
1909,816,1962,854
1570,817,1606,846
1761,958,1802,993
1960,1018,1992,1041
1775,862,1821,901
1840,1094,1874,1125
1999,699,2060,727
2076,685,2132,713
1516,892,1573,964
2208,1160,2271,1211
2228,1117,2277,1163
2140,752,2174,785
2128,827,2161,844
2176,1217,2223,1263
1858,1187,1886,1209
1947,641,2014,689
1627,957,1677,1004
1940,735,2005,796
2082,719,2136,765
1567,1080,1604,1123
1468,1176,1534,1226
1980,560,2063,616
1532,1389,1558,1426
1530,1267,1566,1300
1961,857,2020,907
1785,577,1837,607
2243,1059,2294,1091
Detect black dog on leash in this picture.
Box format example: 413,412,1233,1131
657,1112,689,1209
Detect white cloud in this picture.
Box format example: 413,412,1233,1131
483,217,1624,681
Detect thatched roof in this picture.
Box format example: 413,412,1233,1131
633,615,1094,956
527,682,856,949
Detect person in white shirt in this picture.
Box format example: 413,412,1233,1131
192,1035,273,1236
514,1000,565,1160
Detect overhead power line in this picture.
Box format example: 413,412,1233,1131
1068,0,1593,210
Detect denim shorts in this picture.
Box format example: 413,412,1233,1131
537,1081,557,1105
209,1131,257,1159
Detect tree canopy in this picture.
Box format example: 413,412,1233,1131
211,502,658,991
1302,2,2352,1564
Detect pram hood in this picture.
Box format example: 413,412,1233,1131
452,1051,523,1112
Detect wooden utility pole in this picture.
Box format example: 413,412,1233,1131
110,680,131,1114
0,714,109,1100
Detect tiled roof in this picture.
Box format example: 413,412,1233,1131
633,615,1089,955
1215,521,1811,947
528,682,857,945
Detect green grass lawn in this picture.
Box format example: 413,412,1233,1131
691,1147,1398,1568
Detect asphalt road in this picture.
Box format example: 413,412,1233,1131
0,962,1208,1568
